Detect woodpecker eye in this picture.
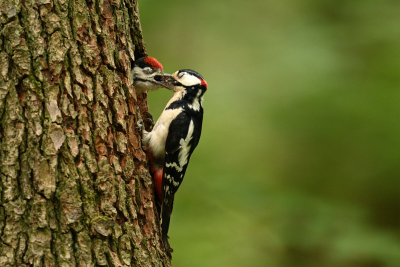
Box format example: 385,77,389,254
144,68,154,75
177,72,185,79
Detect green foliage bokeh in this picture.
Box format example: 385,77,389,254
139,1,400,266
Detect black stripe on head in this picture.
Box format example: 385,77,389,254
133,57,145,69
178,69,204,80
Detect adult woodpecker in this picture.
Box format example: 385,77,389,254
132,56,171,130
142,69,208,252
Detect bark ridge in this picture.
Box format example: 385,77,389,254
0,0,170,266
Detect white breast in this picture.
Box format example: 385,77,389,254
143,90,186,159
144,107,183,159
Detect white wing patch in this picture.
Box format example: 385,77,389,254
178,120,194,169
165,119,194,179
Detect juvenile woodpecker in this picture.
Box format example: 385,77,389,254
142,69,208,252
132,56,170,129
132,56,169,95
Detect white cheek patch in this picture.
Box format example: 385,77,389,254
133,66,157,79
179,73,201,87
133,66,146,79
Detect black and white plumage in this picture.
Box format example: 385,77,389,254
142,69,208,252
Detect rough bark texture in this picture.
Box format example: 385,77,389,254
0,0,171,266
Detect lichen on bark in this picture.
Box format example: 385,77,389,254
0,0,170,266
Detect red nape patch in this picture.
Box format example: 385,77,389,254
144,57,163,70
200,78,208,88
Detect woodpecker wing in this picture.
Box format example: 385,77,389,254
161,111,202,250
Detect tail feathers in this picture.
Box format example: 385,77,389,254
161,197,174,252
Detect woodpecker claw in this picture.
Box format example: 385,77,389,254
136,105,144,133
143,111,155,130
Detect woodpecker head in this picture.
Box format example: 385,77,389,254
164,69,207,93
161,69,207,111
132,56,171,95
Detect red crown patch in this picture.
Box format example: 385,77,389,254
144,57,163,69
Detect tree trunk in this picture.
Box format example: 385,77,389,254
0,0,171,266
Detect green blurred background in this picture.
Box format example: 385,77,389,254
139,1,400,266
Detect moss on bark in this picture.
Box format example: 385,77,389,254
0,0,170,265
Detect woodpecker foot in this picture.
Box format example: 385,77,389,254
136,105,145,133
143,111,155,130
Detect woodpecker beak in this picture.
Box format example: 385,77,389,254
161,74,177,90
154,73,173,90
153,73,172,89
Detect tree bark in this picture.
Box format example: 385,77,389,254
0,0,171,266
